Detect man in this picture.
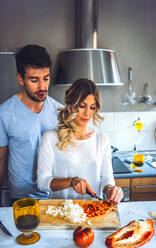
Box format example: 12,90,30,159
0,45,62,205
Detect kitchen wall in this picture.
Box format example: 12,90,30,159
0,0,156,150
92,111,156,151
0,0,156,112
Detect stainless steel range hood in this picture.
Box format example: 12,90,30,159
54,0,123,86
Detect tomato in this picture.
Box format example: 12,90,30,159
73,226,94,247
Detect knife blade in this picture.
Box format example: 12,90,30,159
86,189,103,201
0,220,13,237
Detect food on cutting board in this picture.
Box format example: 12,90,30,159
73,226,94,247
78,200,115,218
46,199,115,224
46,199,87,224
105,219,154,248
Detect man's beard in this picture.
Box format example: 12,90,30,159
24,86,48,102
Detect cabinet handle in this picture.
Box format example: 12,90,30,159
135,185,156,188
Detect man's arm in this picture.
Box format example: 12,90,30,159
0,146,8,206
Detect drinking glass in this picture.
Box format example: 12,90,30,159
13,198,40,245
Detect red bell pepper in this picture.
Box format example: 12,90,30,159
105,219,154,248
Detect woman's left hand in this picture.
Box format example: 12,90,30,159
105,185,124,204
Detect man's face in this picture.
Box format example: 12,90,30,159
17,66,51,102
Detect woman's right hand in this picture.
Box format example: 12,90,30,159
71,177,95,196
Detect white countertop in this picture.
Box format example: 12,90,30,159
0,201,156,248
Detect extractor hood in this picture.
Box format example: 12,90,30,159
54,0,123,86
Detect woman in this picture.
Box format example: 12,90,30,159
37,79,123,204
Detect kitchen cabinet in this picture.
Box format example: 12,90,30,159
131,177,156,201
115,178,130,188
115,177,156,201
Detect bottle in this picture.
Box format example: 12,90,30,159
134,117,144,132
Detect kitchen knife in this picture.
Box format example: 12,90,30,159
0,220,13,237
86,189,103,201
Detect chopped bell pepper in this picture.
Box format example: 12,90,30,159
105,219,154,248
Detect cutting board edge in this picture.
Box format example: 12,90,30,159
37,223,121,230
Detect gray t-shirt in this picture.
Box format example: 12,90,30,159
0,95,62,199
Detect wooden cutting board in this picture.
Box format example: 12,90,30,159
38,199,121,230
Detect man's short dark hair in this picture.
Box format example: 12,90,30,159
15,44,52,78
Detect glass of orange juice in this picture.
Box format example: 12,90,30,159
134,154,145,166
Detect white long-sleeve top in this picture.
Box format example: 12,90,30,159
37,129,115,199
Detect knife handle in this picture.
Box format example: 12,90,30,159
86,188,93,197
0,221,13,237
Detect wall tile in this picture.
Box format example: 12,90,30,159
98,111,156,151
114,112,138,132
138,112,156,131
99,112,114,132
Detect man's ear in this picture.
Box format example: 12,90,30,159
16,72,24,86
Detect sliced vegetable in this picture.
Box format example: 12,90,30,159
105,219,154,248
78,201,115,218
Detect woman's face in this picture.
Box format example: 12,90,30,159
74,94,96,128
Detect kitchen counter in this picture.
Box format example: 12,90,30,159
0,201,156,247
113,152,156,179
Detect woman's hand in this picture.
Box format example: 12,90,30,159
104,185,124,204
71,177,95,196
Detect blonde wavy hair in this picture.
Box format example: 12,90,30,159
56,79,104,150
